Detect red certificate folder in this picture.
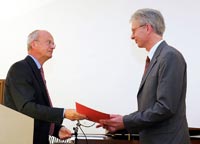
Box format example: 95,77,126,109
76,102,110,123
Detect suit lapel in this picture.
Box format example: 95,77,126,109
138,41,167,93
25,56,50,105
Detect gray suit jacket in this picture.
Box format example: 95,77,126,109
123,41,190,144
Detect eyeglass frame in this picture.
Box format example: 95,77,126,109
34,40,56,48
132,24,147,35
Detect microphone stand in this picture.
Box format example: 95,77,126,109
73,121,81,144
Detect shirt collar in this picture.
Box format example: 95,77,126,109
28,55,41,69
148,40,164,60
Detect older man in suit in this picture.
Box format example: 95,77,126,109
98,8,190,144
4,30,86,144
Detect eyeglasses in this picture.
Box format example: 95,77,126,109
132,24,146,35
35,40,56,48
46,40,56,48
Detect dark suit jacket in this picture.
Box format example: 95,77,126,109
123,41,190,144
4,56,64,144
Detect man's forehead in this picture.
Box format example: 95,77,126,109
131,20,140,28
38,31,53,40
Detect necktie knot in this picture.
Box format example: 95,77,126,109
144,56,150,75
40,67,45,79
146,56,150,63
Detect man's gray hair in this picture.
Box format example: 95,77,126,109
27,30,40,50
130,8,165,36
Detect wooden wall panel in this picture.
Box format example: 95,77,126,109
0,79,5,104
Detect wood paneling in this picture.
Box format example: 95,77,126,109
0,79,5,104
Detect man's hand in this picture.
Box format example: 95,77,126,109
64,109,87,121
59,127,72,140
97,114,125,133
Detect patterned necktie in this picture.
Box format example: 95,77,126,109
40,67,54,135
144,56,150,75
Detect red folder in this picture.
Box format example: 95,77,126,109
76,102,110,123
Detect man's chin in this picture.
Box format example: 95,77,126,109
48,54,53,58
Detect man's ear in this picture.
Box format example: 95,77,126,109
146,24,153,33
31,40,37,49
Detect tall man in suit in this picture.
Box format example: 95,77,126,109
4,30,86,144
98,8,190,144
